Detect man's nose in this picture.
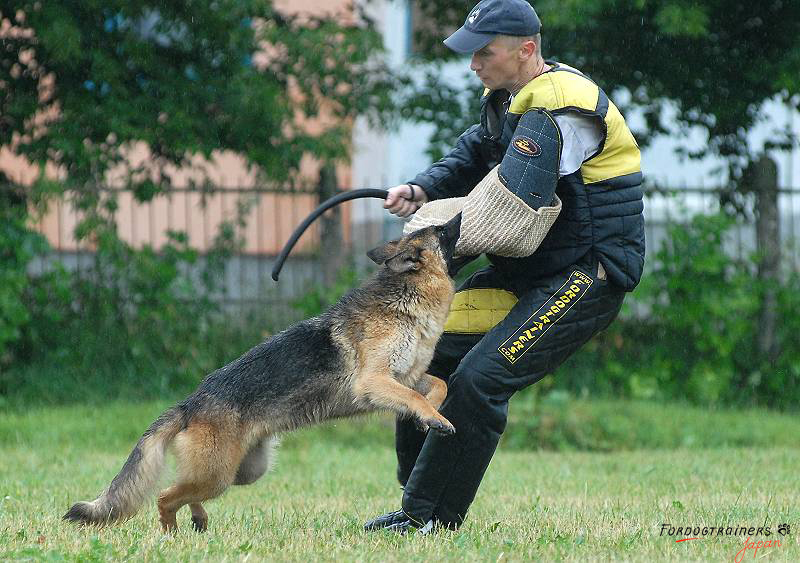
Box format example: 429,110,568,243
470,54,481,71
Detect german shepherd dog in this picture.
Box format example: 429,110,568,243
64,217,462,532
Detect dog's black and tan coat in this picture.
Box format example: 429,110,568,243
64,219,462,532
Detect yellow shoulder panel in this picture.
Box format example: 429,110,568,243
509,71,599,115
581,101,641,184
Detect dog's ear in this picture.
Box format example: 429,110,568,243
385,246,422,273
367,240,399,265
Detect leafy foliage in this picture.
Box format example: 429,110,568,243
0,1,395,401
404,0,800,175
396,68,481,161
0,202,48,365
556,212,800,408
0,214,261,403
625,214,760,403
0,1,391,206
537,0,800,169
290,267,359,319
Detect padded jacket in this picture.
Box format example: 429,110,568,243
409,62,645,291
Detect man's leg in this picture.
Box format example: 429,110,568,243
400,263,625,529
367,266,510,533
395,417,428,487
395,267,510,487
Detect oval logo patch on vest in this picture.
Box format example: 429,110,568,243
512,136,541,157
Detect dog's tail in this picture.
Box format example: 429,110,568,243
63,407,183,526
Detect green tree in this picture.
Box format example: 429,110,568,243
0,1,394,382
0,1,391,209
403,0,800,178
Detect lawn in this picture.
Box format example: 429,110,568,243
1,401,798,561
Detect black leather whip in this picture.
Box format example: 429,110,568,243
271,188,390,281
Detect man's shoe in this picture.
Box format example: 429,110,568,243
364,509,414,531
384,518,438,535
364,510,437,535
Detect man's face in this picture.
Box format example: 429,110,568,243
469,37,523,91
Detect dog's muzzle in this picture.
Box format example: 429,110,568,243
436,214,468,277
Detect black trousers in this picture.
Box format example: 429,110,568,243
397,257,625,528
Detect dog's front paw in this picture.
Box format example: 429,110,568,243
425,416,455,436
414,419,430,433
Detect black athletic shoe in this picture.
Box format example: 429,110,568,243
364,509,414,531
364,510,437,535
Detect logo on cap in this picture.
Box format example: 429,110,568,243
468,8,480,23
512,136,542,157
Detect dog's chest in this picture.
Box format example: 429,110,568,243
389,312,447,385
419,305,449,340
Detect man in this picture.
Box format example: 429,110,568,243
365,0,644,533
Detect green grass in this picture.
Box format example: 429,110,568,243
1,400,799,561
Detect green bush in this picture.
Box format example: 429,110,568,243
291,267,359,318
1,216,261,405
554,212,800,408
502,391,800,451
0,203,48,366
4,205,799,409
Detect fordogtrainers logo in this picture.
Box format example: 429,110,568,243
660,522,791,562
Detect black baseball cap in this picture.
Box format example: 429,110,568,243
444,0,541,54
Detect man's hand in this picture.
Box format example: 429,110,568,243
384,184,429,218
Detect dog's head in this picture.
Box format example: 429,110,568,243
367,213,463,278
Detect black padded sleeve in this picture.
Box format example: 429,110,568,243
498,109,562,210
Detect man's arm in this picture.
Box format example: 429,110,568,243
411,124,490,201
385,124,489,217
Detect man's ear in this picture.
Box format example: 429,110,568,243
385,246,422,274
367,240,400,265
520,39,536,61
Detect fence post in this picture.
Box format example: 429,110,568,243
749,155,780,364
317,162,344,287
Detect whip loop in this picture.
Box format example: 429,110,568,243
271,189,389,281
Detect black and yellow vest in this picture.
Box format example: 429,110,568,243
479,62,645,291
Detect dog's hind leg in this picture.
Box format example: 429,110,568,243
158,483,198,532
234,436,278,486
157,420,245,532
189,503,208,532
158,480,228,533
157,473,234,533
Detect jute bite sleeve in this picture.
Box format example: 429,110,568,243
404,108,563,258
